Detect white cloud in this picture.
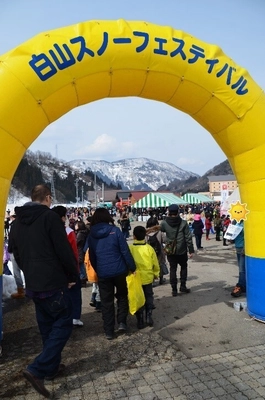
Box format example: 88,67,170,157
74,134,136,159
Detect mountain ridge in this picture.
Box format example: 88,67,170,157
68,157,199,191
8,151,232,204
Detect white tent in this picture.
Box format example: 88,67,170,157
181,193,214,204
133,192,188,208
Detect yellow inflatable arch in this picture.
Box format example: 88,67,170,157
1,19,265,330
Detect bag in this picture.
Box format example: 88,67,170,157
126,272,145,315
147,232,161,255
164,223,181,256
84,250,98,283
164,240,177,255
161,262,169,275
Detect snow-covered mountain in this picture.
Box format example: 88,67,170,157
68,158,199,191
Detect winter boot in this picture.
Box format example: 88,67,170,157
135,310,144,329
146,310,154,327
11,288,25,299
180,285,191,293
89,292,96,307
171,285,178,297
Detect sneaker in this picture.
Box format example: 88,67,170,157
180,286,191,293
105,333,114,340
95,301,101,312
231,286,243,297
89,293,96,307
73,319,84,327
117,322,127,333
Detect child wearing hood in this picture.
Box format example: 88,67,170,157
192,214,204,250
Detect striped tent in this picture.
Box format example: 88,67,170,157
133,192,188,208
181,193,214,204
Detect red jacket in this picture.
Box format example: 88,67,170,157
205,218,212,229
66,226,79,272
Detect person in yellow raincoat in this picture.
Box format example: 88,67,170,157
129,226,160,329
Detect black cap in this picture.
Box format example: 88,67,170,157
168,204,179,213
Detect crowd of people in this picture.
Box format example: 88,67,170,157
2,187,245,398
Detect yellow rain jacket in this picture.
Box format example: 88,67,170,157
129,240,160,285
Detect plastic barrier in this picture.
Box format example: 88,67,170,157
0,20,265,337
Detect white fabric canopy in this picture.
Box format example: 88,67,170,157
181,193,214,204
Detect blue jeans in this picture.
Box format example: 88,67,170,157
236,248,246,289
79,262,87,280
122,229,129,239
67,277,82,319
27,289,73,378
195,234,202,249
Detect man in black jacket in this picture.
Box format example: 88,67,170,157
10,184,78,398
160,204,194,297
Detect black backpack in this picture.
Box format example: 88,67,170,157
147,232,161,256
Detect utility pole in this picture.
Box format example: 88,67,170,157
51,172,57,204
75,178,79,207
102,183,104,202
81,185,84,207
94,172,97,208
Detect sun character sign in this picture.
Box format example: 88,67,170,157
228,201,250,223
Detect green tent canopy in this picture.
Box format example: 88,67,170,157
133,192,188,208
181,193,214,204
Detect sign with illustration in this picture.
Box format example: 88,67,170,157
228,201,250,223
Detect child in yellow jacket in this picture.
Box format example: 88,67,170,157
129,225,160,329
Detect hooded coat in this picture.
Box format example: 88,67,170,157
88,222,136,278
192,218,204,235
10,202,78,292
129,240,160,285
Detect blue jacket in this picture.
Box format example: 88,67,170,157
234,221,244,249
88,222,136,278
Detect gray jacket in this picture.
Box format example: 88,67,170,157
160,216,194,255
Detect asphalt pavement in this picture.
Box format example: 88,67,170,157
1,218,265,399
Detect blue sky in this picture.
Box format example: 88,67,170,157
1,0,264,176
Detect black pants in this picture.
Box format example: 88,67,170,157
167,253,188,287
142,283,154,312
98,273,128,335
215,227,221,240
195,234,202,249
